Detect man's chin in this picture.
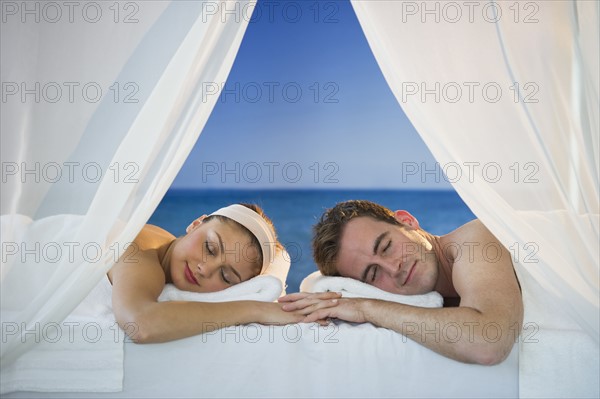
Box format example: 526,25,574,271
374,284,409,295
384,285,430,296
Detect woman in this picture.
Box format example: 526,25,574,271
108,203,339,343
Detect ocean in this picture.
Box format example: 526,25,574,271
148,189,476,293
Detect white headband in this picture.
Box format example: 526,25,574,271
209,204,276,274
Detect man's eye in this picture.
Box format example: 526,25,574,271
382,241,391,254
371,267,378,282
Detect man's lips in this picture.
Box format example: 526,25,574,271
403,261,417,286
184,263,199,285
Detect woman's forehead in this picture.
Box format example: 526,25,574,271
207,218,261,271
209,217,256,243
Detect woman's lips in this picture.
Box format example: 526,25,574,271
184,263,199,285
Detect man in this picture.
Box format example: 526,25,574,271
280,200,523,365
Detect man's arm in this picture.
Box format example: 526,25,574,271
283,220,523,365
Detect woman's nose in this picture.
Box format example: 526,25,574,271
196,262,216,278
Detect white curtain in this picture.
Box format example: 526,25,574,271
351,0,598,395
1,0,255,366
351,0,598,339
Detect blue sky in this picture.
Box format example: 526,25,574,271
172,0,447,190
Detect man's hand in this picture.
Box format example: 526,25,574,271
279,292,370,324
278,291,341,309
303,298,371,324
259,292,341,326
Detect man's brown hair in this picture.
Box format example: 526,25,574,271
312,200,400,275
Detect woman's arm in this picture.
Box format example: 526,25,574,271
108,231,337,343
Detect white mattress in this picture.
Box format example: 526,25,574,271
5,321,519,398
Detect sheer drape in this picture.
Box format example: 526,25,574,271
351,0,598,339
1,0,255,366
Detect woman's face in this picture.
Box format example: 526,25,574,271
169,218,261,293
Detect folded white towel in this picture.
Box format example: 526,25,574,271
300,271,443,308
159,275,283,303
0,276,123,394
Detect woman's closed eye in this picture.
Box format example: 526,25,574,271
220,268,231,284
220,267,241,285
204,241,216,256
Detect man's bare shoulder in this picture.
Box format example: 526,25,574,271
443,218,510,270
437,219,499,263
444,219,494,242
444,219,521,307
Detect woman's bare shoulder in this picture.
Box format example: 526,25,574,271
107,225,173,286
133,224,177,251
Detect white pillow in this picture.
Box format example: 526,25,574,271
300,271,443,308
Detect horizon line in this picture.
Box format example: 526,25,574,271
167,187,456,192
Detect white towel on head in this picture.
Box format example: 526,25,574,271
262,249,290,294
159,275,283,303
300,271,443,308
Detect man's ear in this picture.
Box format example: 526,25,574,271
394,210,420,230
186,214,207,234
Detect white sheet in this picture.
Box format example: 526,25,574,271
4,322,519,398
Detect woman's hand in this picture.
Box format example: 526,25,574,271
255,302,305,325
257,292,342,326
276,292,342,325
279,292,371,324
278,292,341,311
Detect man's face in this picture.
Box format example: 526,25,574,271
336,217,439,295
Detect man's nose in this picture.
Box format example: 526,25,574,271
378,258,402,276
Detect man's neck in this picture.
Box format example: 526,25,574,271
421,230,458,298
